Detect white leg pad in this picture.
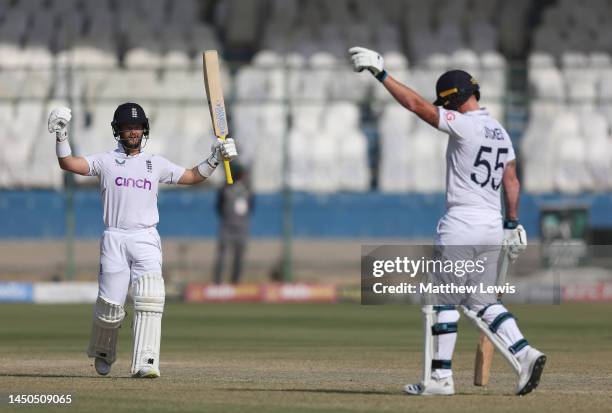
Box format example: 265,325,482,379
131,274,165,374
421,305,434,387
87,297,125,364
461,306,521,375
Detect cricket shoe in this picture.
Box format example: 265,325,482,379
516,347,546,396
94,357,111,376
132,366,160,378
404,377,455,396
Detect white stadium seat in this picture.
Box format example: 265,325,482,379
0,69,26,99
124,47,163,69
378,105,416,192
252,50,287,101
529,67,565,102
555,134,587,194
599,69,612,104
235,66,269,101
162,50,191,69
0,102,45,187
451,49,480,75
250,102,288,196
480,51,507,100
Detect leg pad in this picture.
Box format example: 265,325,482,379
131,274,165,374
87,297,125,364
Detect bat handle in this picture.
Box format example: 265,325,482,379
219,135,233,185
223,160,233,184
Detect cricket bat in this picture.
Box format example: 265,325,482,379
202,50,233,184
474,247,511,386
474,331,494,385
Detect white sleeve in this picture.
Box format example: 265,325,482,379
437,107,474,140
84,153,105,176
156,156,186,185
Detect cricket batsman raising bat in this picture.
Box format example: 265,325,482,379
48,99,237,376
348,46,545,396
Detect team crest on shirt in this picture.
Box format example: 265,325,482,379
115,158,126,166
146,159,152,173
446,112,455,121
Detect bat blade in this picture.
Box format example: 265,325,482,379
202,50,233,184
202,50,228,137
474,334,494,386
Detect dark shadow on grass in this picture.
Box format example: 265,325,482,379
220,388,509,397
220,387,396,395
0,373,134,379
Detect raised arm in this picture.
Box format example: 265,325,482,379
48,107,90,176
349,47,439,128
58,155,90,175
502,159,520,221
381,75,440,128
177,138,238,185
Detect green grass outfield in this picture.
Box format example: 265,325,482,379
1,303,611,413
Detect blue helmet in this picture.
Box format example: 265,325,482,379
111,102,150,137
433,70,480,110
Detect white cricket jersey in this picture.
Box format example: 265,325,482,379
437,107,516,219
85,146,186,230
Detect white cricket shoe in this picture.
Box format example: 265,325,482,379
404,377,455,396
94,357,111,376
132,366,161,378
516,347,546,396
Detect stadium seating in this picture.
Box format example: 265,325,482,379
1,0,611,195
523,0,612,193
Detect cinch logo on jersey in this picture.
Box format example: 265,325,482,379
115,176,152,190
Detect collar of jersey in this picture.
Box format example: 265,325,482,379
114,145,143,159
464,107,489,117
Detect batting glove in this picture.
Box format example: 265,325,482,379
502,220,527,262
198,138,238,178
208,138,238,166
219,138,238,161
48,107,72,142
348,46,386,81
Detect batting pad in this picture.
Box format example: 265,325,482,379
131,274,165,374
461,306,521,375
87,297,125,364
421,305,435,386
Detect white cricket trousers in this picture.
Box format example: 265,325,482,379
433,208,504,307
98,227,163,306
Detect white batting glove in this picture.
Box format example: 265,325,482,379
48,107,72,142
219,138,238,161
208,138,238,166
349,46,385,78
503,221,527,262
199,138,238,178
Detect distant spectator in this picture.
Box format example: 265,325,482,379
213,163,254,284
